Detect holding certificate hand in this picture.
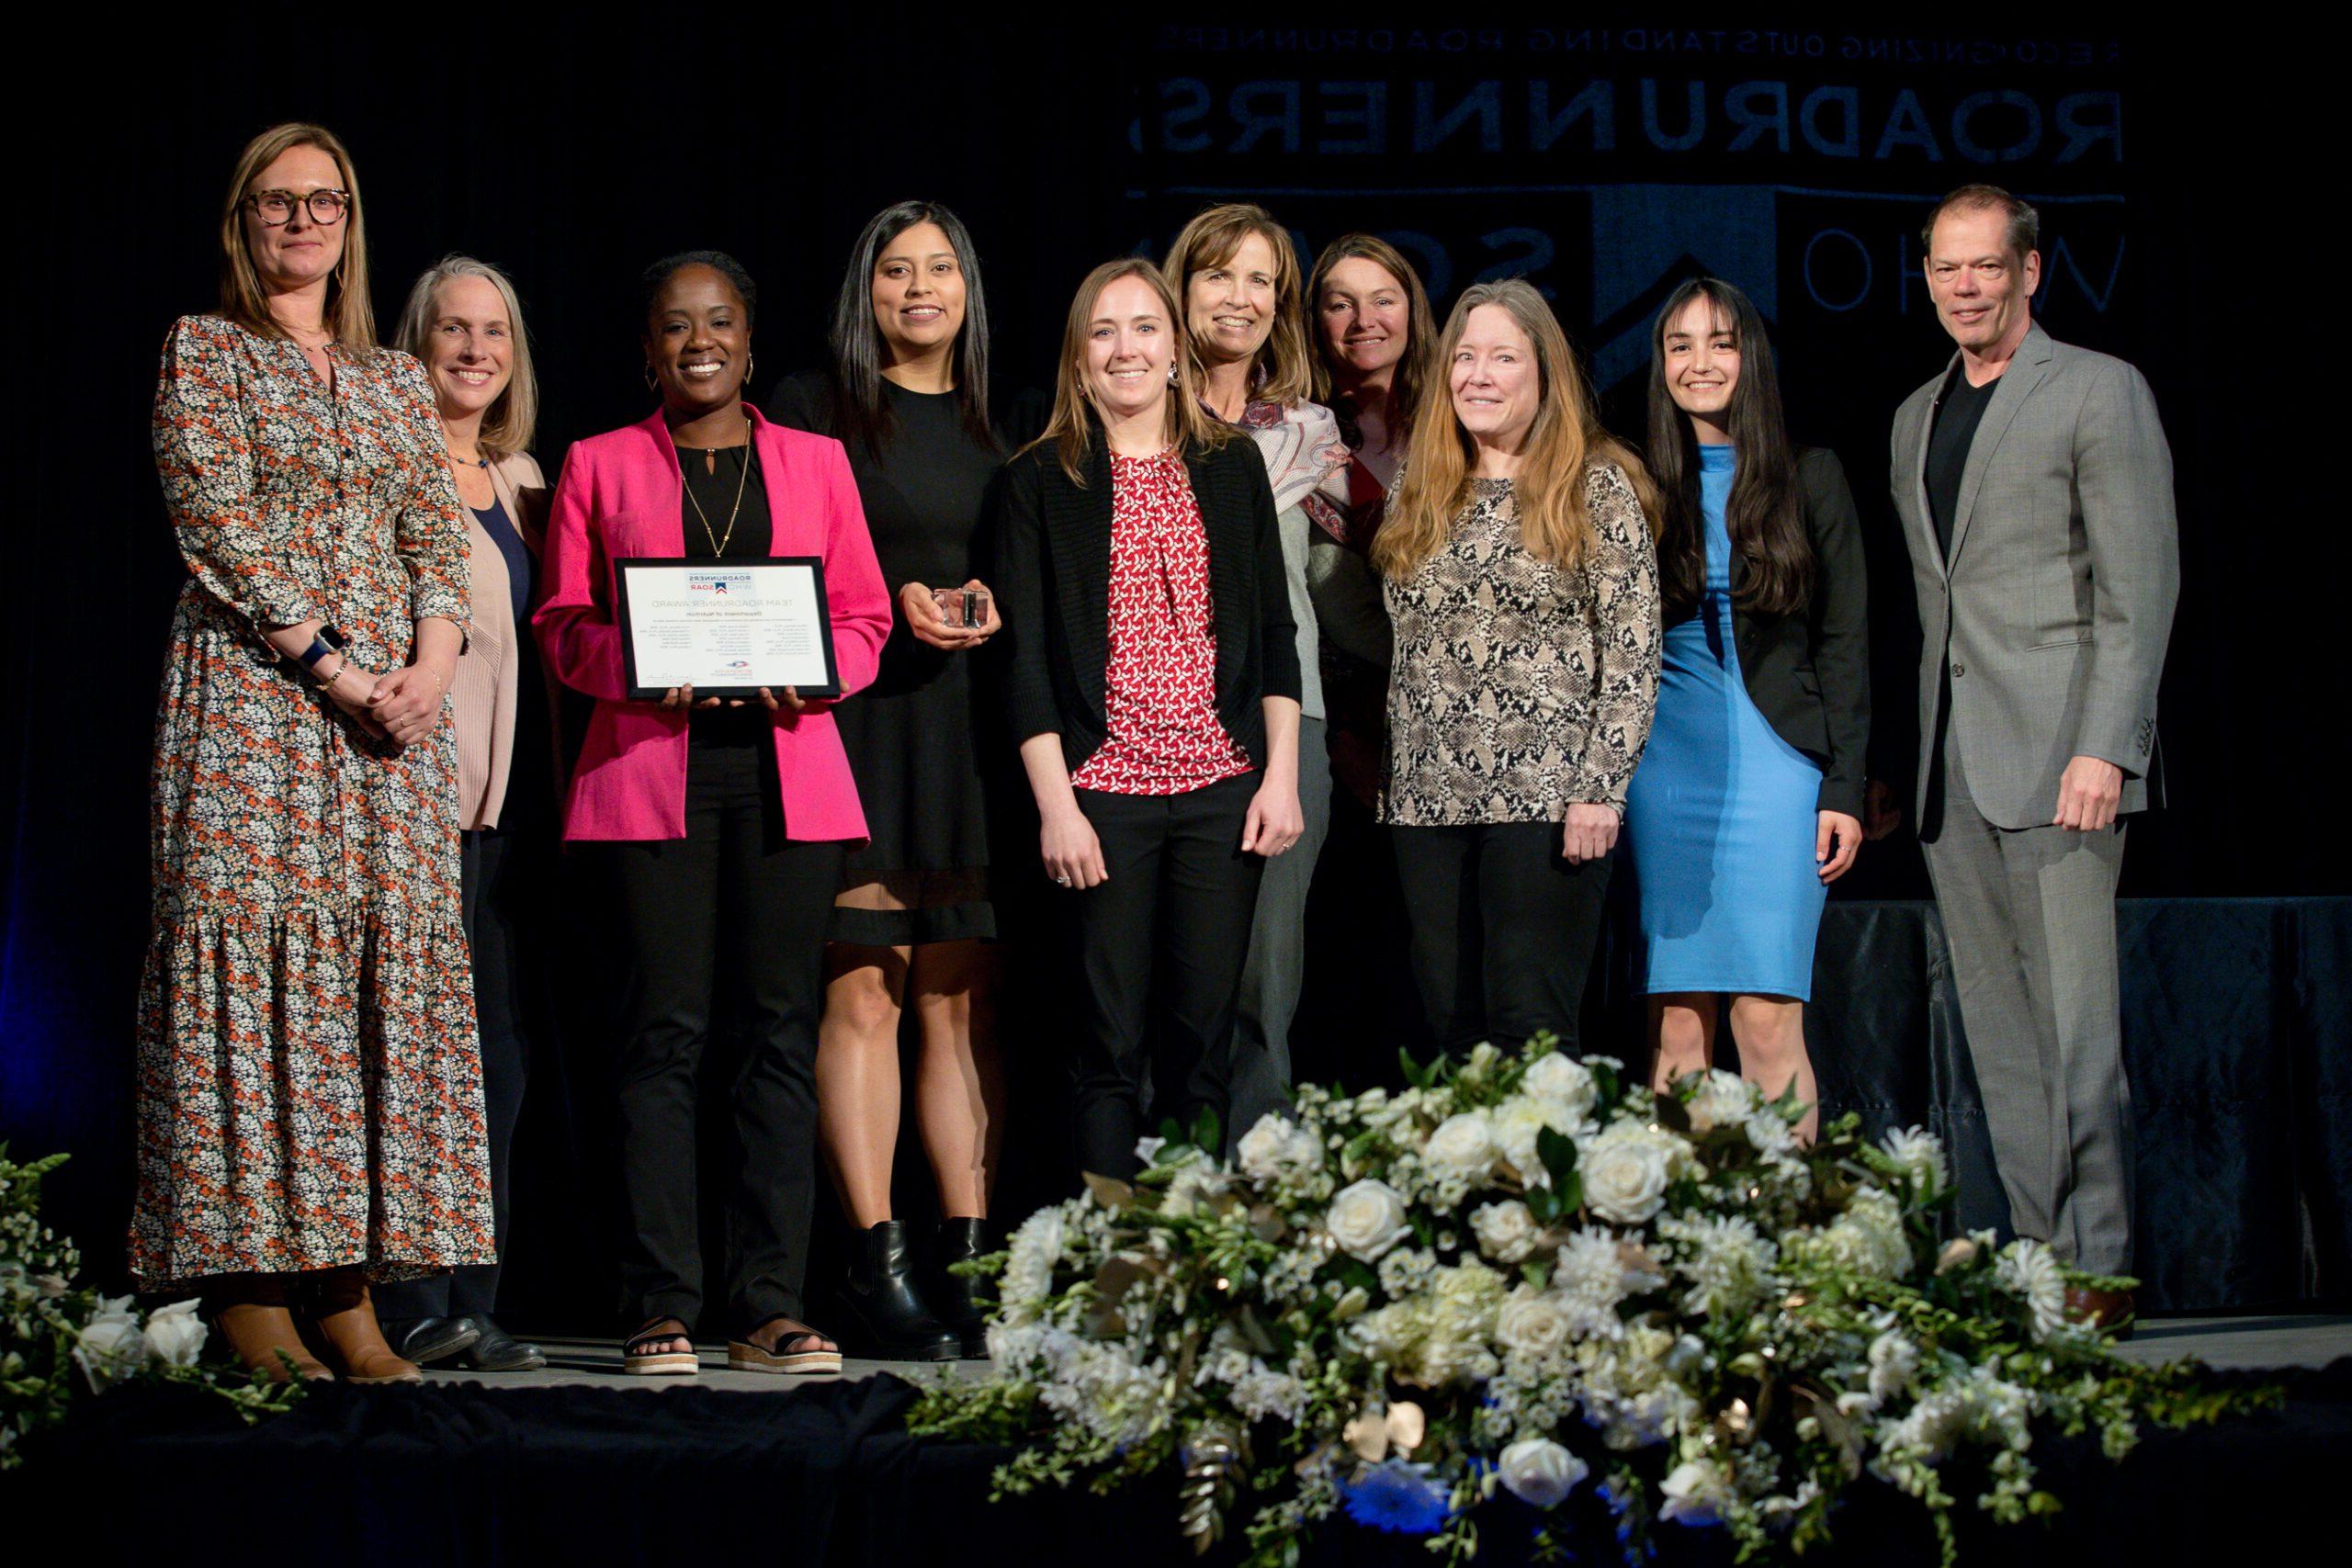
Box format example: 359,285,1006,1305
532,248,890,1382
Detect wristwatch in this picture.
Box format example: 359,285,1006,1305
297,626,347,671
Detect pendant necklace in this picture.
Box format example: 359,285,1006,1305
684,413,754,556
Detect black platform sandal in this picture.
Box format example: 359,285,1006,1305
727,1314,842,1376
622,1318,698,1376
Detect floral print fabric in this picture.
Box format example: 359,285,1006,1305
1069,449,1253,796
130,314,495,1289
1381,463,1661,825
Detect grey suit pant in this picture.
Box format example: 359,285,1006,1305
1922,732,2132,1273
1227,717,1333,1142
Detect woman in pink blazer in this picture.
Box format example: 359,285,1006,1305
535,250,888,1378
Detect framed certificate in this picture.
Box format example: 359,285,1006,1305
615,557,842,701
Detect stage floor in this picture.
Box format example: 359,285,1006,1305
448,1312,2352,1392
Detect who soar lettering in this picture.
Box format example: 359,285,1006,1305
1145,78,2121,164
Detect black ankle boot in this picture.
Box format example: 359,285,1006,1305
931,1218,991,1359
837,1220,959,1362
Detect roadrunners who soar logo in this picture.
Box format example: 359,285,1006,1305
686,572,753,597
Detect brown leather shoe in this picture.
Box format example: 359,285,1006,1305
2063,1284,2136,1336
308,1270,424,1384
214,1302,334,1382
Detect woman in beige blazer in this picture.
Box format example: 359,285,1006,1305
379,255,552,1371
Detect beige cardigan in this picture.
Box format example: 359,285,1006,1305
453,451,548,829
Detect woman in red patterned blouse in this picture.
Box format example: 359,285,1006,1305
995,259,1304,1181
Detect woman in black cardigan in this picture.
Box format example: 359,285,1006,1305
1626,277,1869,1141
996,257,1303,1180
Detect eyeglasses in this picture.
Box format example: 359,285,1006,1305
243,188,351,227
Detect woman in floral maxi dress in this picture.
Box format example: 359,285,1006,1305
129,122,494,1383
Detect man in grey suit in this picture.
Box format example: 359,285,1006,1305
1890,185,2178,1323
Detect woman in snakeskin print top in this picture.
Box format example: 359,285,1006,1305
1372,280,1662,1055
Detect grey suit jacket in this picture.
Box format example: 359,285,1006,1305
1889,320,2179,830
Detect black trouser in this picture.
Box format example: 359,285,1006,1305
1069,772,1264,1180
606,740,843,1332
379,825,529,1325
1390,819,1612,1055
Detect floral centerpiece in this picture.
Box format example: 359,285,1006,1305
909,1040,2258,1564
2,1147,301,1469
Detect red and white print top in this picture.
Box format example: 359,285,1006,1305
1070,448,1253,795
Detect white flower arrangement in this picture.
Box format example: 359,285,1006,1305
2,1147,302,1470
911,1039,2257,1566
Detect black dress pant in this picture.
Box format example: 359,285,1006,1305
1069,772,1264,1180
1391,818,1613,1055
606,739,843,1332
379,825,530,1325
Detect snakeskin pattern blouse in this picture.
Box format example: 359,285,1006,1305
1380,462,1661,825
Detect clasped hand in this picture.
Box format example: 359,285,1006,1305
363,664,448,749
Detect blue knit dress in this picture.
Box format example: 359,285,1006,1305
1624,445,1827,999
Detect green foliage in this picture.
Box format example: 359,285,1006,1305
1,1146,304,1471
910,1046,2271,1567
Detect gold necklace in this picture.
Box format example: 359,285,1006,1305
682,415,754,556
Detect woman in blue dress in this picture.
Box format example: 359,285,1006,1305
1625,279,1869,1140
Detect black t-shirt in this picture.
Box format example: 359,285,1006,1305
1926,363,2000,559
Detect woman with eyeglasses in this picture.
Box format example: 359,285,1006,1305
132,123,494,1382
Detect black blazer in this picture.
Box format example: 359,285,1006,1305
1674,447,1871,819
996,432,1300,778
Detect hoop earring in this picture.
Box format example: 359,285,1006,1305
643,364,658,392
1167,367,1179,386
745,352,756,389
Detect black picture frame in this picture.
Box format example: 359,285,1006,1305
615,556,842,702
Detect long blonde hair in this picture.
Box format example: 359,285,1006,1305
1163,203,1314,409
393,255,540,458
1373,280,1657,580
1031,257,1227,485
216,122,377,357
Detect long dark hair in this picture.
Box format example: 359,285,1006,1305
828,200,994,455
1645,277,1811,619
1306,233,1438,455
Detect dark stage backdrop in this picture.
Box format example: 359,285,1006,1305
0,18,2334,1284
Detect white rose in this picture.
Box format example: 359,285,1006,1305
1494,1288,1571,1359
1424,1111,1498,1181
1521,1052,1598,1118
1326,1179,1413,1261
1658,1458,1736,1526
1497,1437,1588,1508
1583,1128,1673,1224
141,1299,209,1368
1491,1097,1571,1187
73,1316,150,1391
1236,1113,1323,1183
1469,1199,1542,1264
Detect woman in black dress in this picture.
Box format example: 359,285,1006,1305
768,202,1010,1359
